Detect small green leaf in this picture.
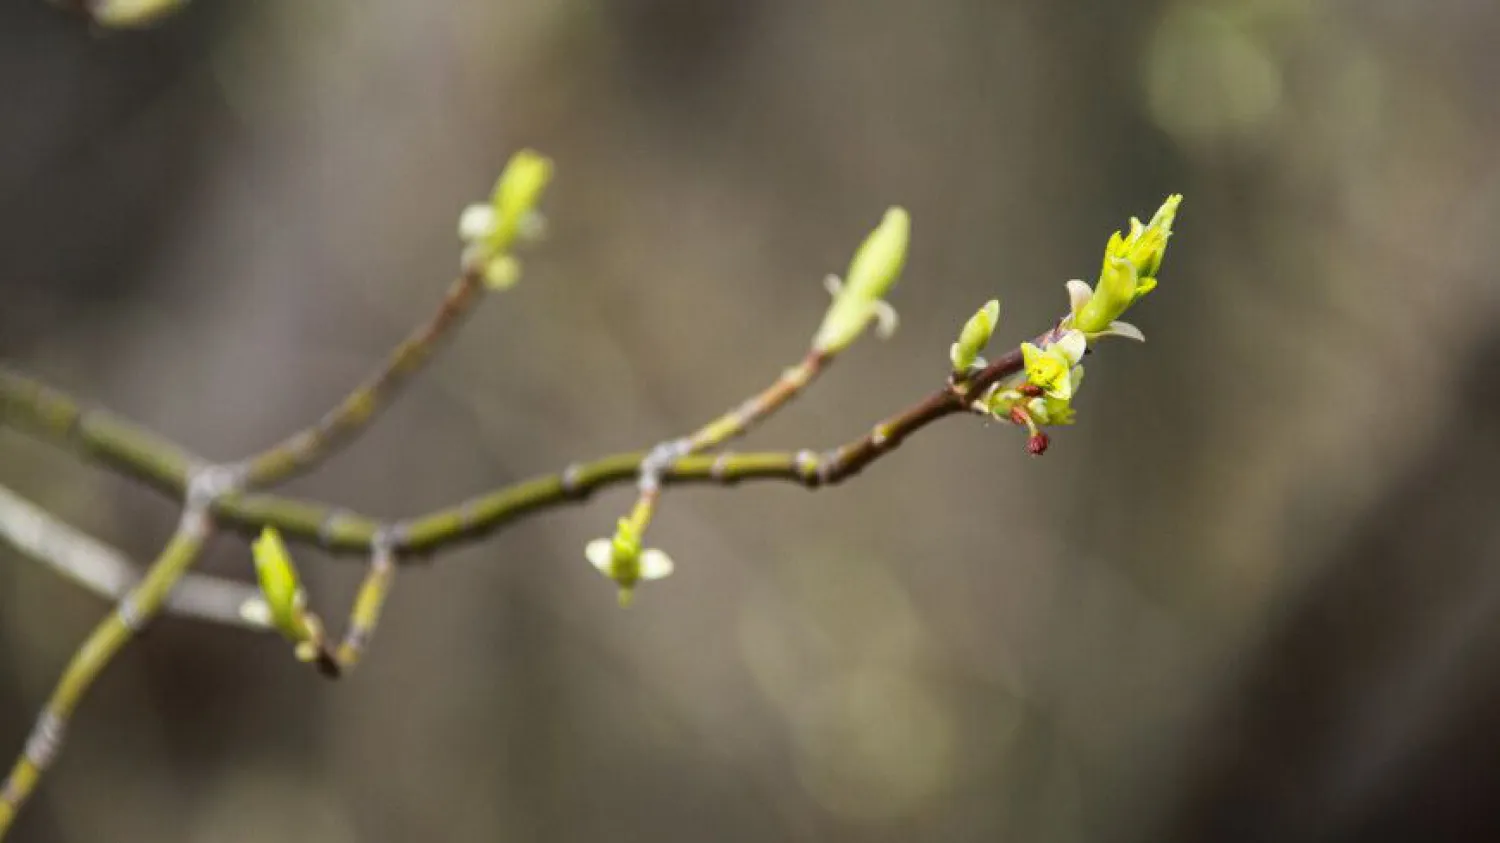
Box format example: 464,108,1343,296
950,299,1000,374
251,527,313,643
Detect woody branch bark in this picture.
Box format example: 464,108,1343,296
0,490,217,836
237,266,488,488
0,482,269,629
0,162,1178,837
0,345,1026,558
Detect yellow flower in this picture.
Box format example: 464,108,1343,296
1020,330,1086,401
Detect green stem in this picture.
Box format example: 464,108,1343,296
683,348,830,453
0,367,192,495
0,511,211,838
330,541,395,671
2,348,1027,560
0,339,1037,830
613,347,830,544
299,540,398,679
0,482,268,629
238,269,488,488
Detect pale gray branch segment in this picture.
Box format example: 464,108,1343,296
0,483,270,630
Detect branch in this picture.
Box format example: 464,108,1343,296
237,267,488,488
0,334,1028,561
681,348,832,455
0,367,193,496
0,166,1179,838
599,345,831,597
231,149,554,492
260,535,398,679
0,494,214,835
0,350,1020,559
0,482,269,630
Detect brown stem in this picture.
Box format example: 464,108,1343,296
239,268,487,488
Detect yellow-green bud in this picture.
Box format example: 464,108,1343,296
483,255,521,291
482,149,554,257
950,299,1000,374
1072,195,1180,334
844,207,910,301
611,518,642,568
90,0,187,27
251,527,314,644
586,518,673,607
1074,256,1138,334
1122,194,1181,279
812,207,910,353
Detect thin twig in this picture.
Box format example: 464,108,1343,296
238,267,489,488
0,498,214,835
0,483,269,629
329,537,396,672
621,346,831,552
0,348,1028,559
683,348,832,453
303,536,398,679
0,367,194,495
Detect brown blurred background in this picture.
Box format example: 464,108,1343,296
3,0,1500,841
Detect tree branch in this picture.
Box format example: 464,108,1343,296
238,267,489,488
1,344,1024,561
0,500,213,835
0,482,269,629
0,367,193,496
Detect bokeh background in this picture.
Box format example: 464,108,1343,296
3,0,1500,841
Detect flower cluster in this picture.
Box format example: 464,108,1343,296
582,194,1181,600
1066,193,1180,339
977,329,1087,453
960,194,1181,453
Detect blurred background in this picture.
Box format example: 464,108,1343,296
2,0,1499,840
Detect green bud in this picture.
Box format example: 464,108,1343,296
843,207,910,301
482,255,522,291
1130,194,1182,279
1073,195,1180,334
480,149,554,257
1105,194,1178,289
90,0,187,27
812,207,910,353
1020,330,1087,401
950,299,1000,374
1074,256,1137,334
251,527,313,643
611,518,642,567
586,520,673,606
